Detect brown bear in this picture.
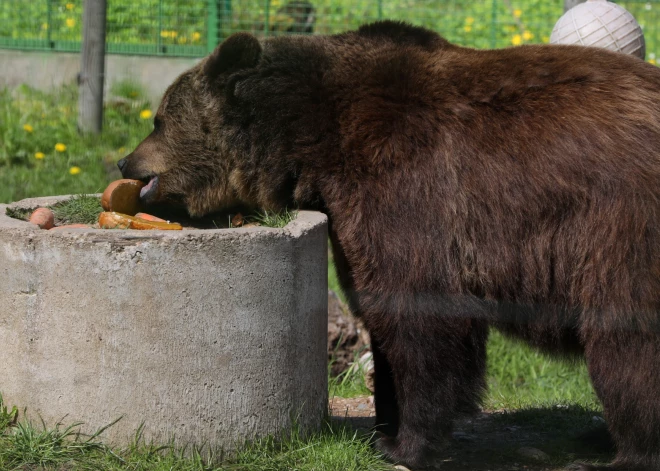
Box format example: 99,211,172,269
117,21,660,470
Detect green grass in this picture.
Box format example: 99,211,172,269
0,83,152,205
328,351,372,399
0,393,391,471
4,205,31,221
486,332,598,411
50,194,104,225
245,209,297,228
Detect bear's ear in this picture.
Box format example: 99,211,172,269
204,33,262,79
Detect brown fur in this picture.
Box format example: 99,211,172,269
119,22,660,470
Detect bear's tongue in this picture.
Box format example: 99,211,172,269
140,176,158,199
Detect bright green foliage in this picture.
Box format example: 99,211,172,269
2,1,660,62
485,331,598,411
246,209,296,228
0,83,153,204
0,394,17,432
51,194,104,225
0,406,391,471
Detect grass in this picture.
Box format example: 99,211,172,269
4,205,31,221
50,194,104,225
486,332,598,411
0,83,152,205
0,394,391,471
245,209,296,228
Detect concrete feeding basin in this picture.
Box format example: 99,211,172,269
0,195,328,451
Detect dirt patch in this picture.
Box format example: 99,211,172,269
329,396,613,471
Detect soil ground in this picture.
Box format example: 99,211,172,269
329,396,614,471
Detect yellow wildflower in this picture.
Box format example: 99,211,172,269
542,35,550,43
649,59,657,65
513,9,522,18
192,32,201,42
66,18,75,28
118,147,126,154
511,35,522,46
140,109,153,120
69,166,81,175
66,3,75,10
465,17,475,25
41,23,48,30
464,25,472,33
160,30,178,39
55,143,67,152
23,124,33,133
523,31,534,41
35,152,45,160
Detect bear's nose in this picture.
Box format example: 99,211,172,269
117,158,127,172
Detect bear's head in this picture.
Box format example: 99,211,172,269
117,33,266,217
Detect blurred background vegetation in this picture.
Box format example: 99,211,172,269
1,1,659,57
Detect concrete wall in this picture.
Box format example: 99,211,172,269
0,196,328,451
0,50,200,104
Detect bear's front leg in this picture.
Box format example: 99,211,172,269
368,297,489,468
371,335,400,437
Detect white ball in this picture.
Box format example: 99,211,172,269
550,0,645,59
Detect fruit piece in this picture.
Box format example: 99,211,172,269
99,211,182,230
29,208,55,229
99,211,131,229
50,224,91,231
101,179,145,215
134,212,167,223
231,213,244,227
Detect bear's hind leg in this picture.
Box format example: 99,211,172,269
371,300,489,468
582,329,660,471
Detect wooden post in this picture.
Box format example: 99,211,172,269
78,0,107,134
565,0,586,12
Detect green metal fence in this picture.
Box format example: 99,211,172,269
1,1,659,62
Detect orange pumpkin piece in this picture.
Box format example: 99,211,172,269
231,213,244,227
134,212,167,223
29,207,55,229
99,212,182,230
101,179,145,216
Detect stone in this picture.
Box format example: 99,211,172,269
0,195,328,452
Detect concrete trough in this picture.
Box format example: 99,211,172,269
0,195,328,450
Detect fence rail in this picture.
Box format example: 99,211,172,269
1,1,659,61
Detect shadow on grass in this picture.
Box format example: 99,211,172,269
333,404,614,471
